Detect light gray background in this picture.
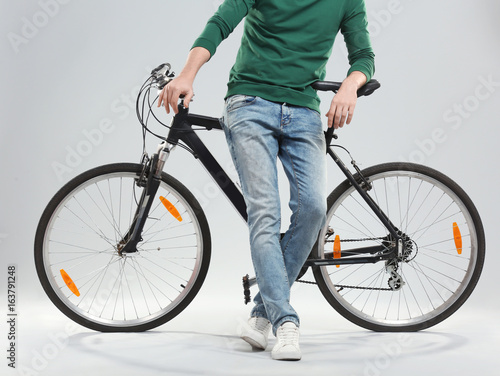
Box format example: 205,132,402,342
1,1,499,375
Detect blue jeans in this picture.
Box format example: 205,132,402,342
221,95,327,335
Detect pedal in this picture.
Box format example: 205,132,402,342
242,274,256,305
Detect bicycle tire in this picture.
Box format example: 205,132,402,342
34,163,211,332
313,162,485,331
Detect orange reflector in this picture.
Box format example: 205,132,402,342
60,269,80,297
453,222,462,255
334,235,341,268
159,196,182,222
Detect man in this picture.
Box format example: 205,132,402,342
158,0,374,361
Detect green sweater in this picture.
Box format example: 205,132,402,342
193,0,375,112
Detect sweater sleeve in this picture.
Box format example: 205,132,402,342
340,0,375,81
192,0,256,57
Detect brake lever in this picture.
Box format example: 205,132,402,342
152,63,175,89
151,63,171,75
325,126,338,150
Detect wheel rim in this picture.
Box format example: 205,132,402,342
41,171,205,328
318,169,479,329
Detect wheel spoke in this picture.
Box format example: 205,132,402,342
315,164,483,331
36,166,210,331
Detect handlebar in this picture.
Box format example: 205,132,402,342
315,79,381,147
147,63,381,148
312,79,381,97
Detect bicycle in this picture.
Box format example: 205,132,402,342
34,63,485,333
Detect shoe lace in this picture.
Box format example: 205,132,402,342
254,318,270,332
278,324,299,344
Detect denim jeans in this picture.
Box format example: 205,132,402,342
221,95,327,335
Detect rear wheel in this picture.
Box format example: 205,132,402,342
313,162,485,331
35,163,211,331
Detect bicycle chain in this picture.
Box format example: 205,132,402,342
295,279,393,291
298,236,394,291
325,236,386,243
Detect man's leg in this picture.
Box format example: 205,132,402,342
266,103,328,361
221,96,300,332
278,104,327,293
251,104,327,330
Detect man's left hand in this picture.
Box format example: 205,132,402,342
326,71,367,129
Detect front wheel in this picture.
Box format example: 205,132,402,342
34,163,211,332
313,162,485,331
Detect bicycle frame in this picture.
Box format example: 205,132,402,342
165,105,248,221
134,103,403,267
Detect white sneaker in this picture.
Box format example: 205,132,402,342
240,317,271,350
271,322,301,360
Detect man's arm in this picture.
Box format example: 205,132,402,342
328,0,374,129
157,47,211,114
157,0,254,114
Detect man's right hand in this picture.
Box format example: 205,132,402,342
157,75,195,115
157,46,211,115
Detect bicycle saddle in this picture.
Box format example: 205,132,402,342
312,79,381,97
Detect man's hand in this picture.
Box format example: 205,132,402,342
157,74,194,115
156,47,210,115
326,71,367,129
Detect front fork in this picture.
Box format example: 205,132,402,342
118,142,172,255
